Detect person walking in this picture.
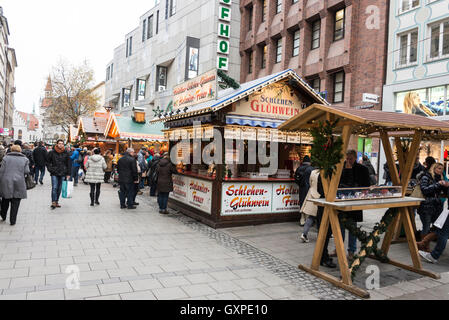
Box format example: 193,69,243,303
294,155,314,226
137,147,149,192
0,145,6,167
46,140,72,209
156,152,177,214
0,145,30,226
330,150,370,260
33,141,48,185
70,144,83,187
22,143,35,180
117,148,138,210
148,153,161,197
85,148,107,206
417,163,448,243
300,168,321,243
362,155,377,186
104,149,114,183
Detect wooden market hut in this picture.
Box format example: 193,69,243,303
76,113,111,151
279,103,449,298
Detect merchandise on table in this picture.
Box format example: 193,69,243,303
335,186,402,201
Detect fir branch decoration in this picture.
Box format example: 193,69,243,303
339,208,398,280
310,120,344,179
217,69,240,90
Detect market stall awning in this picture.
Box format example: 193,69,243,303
226,115,285,128
151,69,329,123
279,104,449,137
105,113,165,141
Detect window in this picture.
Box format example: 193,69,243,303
111,64,114,79
276,0,282,14
398,29,418,66
18,130,22,140
248,7,253,31
334,9,345,41
126,37,133,57
148,15,154,39
333,71,345,103
311,20,321,49
310,78,321,93
400,0,420,13
292,0,298,3
170,0,177,16
276,38,282,63
156,66,167,91
395,86,448,116
261,45,267,69
142,19,147,42
122,88,131,108
292,30,300,56
248,51,253,74
136,79,146,101
106,66,110,81
429,20,449,59
156,11,159,34
261,0,267,22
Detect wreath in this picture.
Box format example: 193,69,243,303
310,120,344,179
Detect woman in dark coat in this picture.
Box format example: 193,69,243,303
156,153,178,214
0,145,30,226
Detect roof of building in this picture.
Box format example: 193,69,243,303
279,104,449,137
105,113,165,141
151,69,329,123
78,116,108,135
45,76,52,92
18,112,39,131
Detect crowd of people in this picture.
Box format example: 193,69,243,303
295,151,449,267
0,140,177,225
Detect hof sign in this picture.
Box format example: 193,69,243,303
217,0,231,71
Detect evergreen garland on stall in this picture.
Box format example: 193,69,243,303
217,69,240,90
310,120,344,179
340,208,398,280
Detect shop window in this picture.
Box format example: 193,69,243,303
395,87,447,117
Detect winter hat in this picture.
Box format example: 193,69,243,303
303,155,311,163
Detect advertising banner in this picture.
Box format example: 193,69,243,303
170,176,212,214
271,183,300,212
173,70,217,110
221,183,273,215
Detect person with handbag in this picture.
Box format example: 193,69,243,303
156,152,178,214
417,163,449,243
0,145,30,226
85,148,107,206
46,140,72,209
300,169,320,243
148,153,161,197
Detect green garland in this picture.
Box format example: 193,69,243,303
339,208,398,280
310,120,344,179
217,69,240,90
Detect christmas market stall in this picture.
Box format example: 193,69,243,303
279,103,449,299
104,108,166,155
151,69,329,228
76,112,116,152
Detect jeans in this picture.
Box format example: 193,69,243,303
419,212,432,236
34,165,46,184
139,177,145,190
119,183,136,208
150,184,157,197
158,192,170,211
0,198,21,225
70,166,80,184
303,216,316,237
51,176,64,202
341,220,358,254
431,214,449,260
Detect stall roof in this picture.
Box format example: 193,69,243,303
151,69,329,123
279,104,449,136
78,116,108,135
105,113,165,141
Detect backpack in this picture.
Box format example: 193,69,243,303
75,152,83,165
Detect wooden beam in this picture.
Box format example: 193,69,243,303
399,207,423,269
400,131,423,195
368,256,440,280
328,208,352,285
380,131,401,186
381,211,401,255
395,137,405,176
298,265,370,299
311,207,330,270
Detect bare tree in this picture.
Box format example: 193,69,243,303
45,59,99,134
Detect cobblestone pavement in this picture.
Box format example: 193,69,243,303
0,176,448,300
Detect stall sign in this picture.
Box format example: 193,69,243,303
224,127,241,140
300,133,314,145
204,127,214,139
217,0,231,71
173,69,217,110
272,131,287,143
187,179,213,214
287,133,301,144
229,83,304,120
241,128,257,141
222,183,272,215
271,183,300,212
171,175,188,203
194,127,203,139
257,129,271,141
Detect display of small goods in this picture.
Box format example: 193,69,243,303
274,169,291,179
207,163,216,177
176,161,187,173
335,186,403,202
288,148,301,161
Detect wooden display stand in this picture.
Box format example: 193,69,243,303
279,104,449,298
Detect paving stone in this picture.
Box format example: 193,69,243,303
129,279,163,291
86,294,121,300
120,290,157,300
377,285,409,298
107,268,138,278
152,287,188,300
98,282,133,296
181,284,216,298
10,276,45,289
234,289,272,300
64,285,100,300
27,289,65,300
159,276,190,288
207,293,240,300
233,278,266,290
209,271,239,281
28,266,61,277
185,273,215,285
0,293,27,300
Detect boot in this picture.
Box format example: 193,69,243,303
90,193,95,206
95,188,100,205
417,232,438,253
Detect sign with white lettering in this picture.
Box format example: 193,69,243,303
271,183,300,212
363,93,380,104
173,70,217,110
222,183,273,215
217,0,232,71
170,175,213,214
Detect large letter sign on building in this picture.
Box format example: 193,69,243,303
217,0,231,71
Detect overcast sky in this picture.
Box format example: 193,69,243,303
2,0,155,114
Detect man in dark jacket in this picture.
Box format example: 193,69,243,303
148,154,161,197
117,148,138,210
295,155,314,226
156,152,178,214
22,143,35,179
33,141,48,185
46,140,72,209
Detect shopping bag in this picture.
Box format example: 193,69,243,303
434,206,449,229
62,180,68,198
66,181,74,199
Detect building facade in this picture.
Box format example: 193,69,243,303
239,0,390,169
40,77,67,144
381,0,449,179
105,0,241,119
12,110,42,143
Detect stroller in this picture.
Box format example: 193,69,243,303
112,165,119,188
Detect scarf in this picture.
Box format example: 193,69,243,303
54,145,65,154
